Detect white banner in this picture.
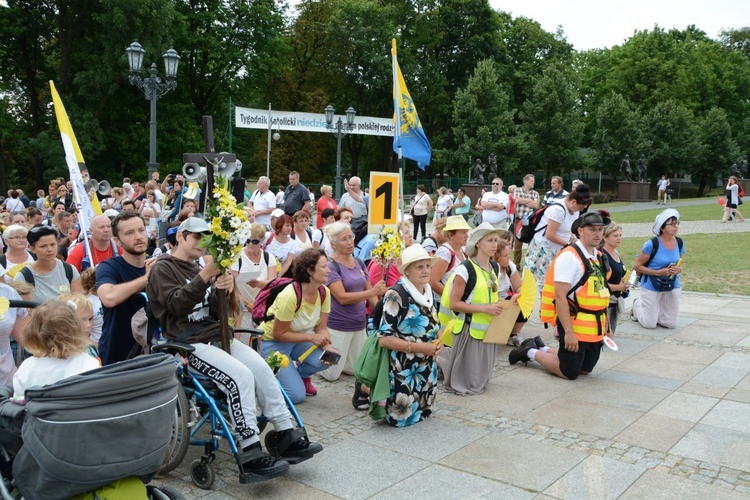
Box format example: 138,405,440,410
235,107,395,137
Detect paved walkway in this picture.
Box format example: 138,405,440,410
153,291,750,499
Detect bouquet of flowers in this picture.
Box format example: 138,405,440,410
198,177,252,273
265,350,290,374
370,226,403,274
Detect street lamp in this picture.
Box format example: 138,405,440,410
126,41,180,175
324,105,356,200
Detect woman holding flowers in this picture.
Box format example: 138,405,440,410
374,245,442,427
266,214,304,277
368,220,412,288
319,223,386,391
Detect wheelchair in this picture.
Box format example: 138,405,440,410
152,328,317,490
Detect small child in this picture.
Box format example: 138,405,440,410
12,301,100,403
56,293,101,362
78,268,104,347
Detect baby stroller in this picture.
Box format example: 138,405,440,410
0,347,184,500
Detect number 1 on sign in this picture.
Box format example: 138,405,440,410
368,172,400,231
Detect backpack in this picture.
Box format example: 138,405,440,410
291,228,313,243
639,236,683,283
0,252,36,269
20,261,74,287
367,282,409,331
515,202,565,243
350,216,368,244
251,278,327,325
238,251,270,272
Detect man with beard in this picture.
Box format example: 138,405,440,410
96,210,155,364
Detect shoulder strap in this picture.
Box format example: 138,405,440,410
63,262,74,283
461,260,477,302
263,251,270,266
676,237,683,252
355,257,366,273
332,260,341,276
315,229,325,244
20,266,35,287
0,255,6,268
567,245,593,296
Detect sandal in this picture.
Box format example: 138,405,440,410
352,380,369,411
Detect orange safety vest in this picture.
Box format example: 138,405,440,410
540,244,611,342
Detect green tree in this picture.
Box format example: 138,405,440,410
644,99,701,188
592,93,645,177
450,59,522,176
695,107,738,195
519,65,583,181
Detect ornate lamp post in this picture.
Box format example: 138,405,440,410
126,41,180,175
324,105,356,200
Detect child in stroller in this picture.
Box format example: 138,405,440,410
0,300,184,499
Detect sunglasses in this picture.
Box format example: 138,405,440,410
249,238,262,245
29,225,59,237
492,183,501,186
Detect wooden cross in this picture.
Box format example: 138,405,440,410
182,116,236,211
183,115,236,354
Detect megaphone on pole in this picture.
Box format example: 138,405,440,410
97,180,111,196
183,163,206,181
217,153,237,178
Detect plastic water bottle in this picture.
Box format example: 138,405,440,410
366,318,376,336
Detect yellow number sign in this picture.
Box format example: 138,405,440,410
368,172,400,231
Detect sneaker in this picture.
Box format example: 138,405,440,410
520,338,537,349
532,336,546,349
302,377,317,396
242,442,289,477
268,429,323,464
508,345,533,365
508,335,523,347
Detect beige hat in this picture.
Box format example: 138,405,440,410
465,222,502,257
398,244,439,274
444,215,471,232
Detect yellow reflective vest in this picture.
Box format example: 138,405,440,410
439,259,500,342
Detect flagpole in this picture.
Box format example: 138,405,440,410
392,39,405,226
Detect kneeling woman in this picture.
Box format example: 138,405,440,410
376,245,443,426
260,248,338,403
443,223,507,395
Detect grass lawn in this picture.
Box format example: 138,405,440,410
609,203,727,224
619,233,750,296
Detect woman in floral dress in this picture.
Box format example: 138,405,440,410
377,245,443,427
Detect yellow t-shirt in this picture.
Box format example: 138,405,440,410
260,283,331,340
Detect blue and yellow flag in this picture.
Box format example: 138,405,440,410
392,39,431,170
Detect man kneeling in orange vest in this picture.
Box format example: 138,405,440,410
509,211,612,379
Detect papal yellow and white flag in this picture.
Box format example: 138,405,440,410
49,81,102,238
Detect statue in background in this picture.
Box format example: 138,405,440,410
637,155,647,182
472,158,485,184
621,154,632,181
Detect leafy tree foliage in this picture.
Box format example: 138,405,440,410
592,93,644,177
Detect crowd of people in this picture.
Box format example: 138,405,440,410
0,167,691,474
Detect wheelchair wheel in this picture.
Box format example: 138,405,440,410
159,386,190,474
190,459,215,489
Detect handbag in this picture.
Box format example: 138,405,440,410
648,275,676,292
616,296,626,315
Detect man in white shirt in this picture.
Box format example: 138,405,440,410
249,176,277,227
338,177,368,218
480,178,511,229
656,175,668,204
543,176,568,206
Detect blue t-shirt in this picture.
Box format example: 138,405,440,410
96,256,146,365
640,238,685,292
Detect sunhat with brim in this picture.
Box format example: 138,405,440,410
271,208,284,219
444,215,471,232
398,244,439,274
653,208,680,236
178,217,210,234
465,222,503,257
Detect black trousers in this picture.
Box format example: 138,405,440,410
413,214,428,241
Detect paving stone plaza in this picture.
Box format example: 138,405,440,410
154,288,750,499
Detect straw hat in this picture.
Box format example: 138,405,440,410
465,222,502,257
444,215,471,232
398,244,439,274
